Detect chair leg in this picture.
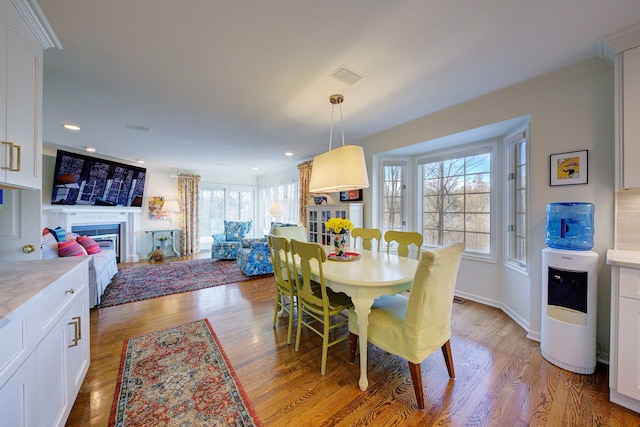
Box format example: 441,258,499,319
441,339,455,379
272,289,281,327
408,362,425,410
286,296,294,345
294,309,303,351
349,332,358,363
320,320,330,375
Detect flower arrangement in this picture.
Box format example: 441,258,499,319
325,217,354,234
158,236,171,241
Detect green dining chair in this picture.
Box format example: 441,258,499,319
290,239,353,375
384,230,424,260
268,235,297,344
351,227,382,251
348,243,464,409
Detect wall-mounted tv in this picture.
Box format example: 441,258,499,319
51,150,146,207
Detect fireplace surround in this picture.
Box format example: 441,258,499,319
47,207,141,263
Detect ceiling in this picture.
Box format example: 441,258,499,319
37,1,640,179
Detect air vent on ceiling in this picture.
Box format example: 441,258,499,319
330,66,363,86
125,123,152,132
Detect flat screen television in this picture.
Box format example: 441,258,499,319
51,150,146,207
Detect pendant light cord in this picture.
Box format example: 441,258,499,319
328,95,345,151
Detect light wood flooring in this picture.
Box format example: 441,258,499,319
66,254,640,426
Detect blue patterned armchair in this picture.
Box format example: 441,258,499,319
211,220,253,260
236,222,299,276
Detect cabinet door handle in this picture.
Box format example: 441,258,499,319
1,141,20,171
68,318,79,348
65,288,75,294
73,316,82,341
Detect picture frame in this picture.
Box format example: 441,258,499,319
340,189,363,202
550,150,588,186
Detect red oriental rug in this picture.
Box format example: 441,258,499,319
109,319,262,426
98,259,257,308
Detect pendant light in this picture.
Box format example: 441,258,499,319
308,94,369,193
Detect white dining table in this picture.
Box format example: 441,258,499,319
300,246,418,391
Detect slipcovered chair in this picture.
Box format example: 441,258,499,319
273,225,306,242
351,227,382,251
211,220,253,260
291,239,353,375
236,222,300,276
384,230,424,260
348,243,464,409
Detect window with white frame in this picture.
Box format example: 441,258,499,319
505,128,528,269
419,147,492,255
199,186,255,249
381,160,407,237
259,180,299,234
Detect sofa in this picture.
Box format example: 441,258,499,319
236,223,304,276
41,228,118,307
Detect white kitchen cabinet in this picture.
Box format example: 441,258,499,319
0,258,90,427
607,250,640,413
618,45,640,189
306,203,363,247
0,0,45,189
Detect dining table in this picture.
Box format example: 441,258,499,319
299,246,419,391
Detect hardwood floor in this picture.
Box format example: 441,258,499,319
66,255,640,426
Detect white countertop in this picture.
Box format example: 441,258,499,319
606,249,640,268
0,257,89,321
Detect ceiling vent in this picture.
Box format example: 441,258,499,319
125,123,152,132
330,66,363,86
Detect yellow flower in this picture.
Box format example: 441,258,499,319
325,217,354,234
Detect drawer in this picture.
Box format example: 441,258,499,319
29,264,88,337
619,266,640,300
0,315,28,389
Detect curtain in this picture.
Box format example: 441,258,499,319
177,173,201,255
297,160,313,226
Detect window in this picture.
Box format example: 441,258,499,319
198,186,255,249
381,160,407,236
505,128,528,269
259,180,299,233
420,148,492,254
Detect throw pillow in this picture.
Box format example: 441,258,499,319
58,239,87,257
47,227,68,242
76,235,102,254
41,229,59,259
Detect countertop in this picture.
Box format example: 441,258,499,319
606,249,640,268
0,257,89,322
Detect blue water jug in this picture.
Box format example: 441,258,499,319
546,202,594,250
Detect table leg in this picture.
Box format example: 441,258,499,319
352,297,374,391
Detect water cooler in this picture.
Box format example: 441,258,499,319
541,202,598,374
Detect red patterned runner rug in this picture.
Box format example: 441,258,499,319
109,319,263,426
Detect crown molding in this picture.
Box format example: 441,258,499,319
599,21,640,56
11,0,62,49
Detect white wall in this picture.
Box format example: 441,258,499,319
357,60,615,357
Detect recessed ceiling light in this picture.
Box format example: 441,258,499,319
85,147,96,152
63,124,80,131
285,152,293,156
136,160,145,164
252,167,258,171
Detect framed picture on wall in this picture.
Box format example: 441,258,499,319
340,189,363,202
550,150,588,186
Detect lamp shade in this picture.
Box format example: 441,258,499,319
309,145,369,193
268,202,286,216
163,199,180,213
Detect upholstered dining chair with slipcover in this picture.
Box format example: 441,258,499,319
268,235,298,344
351,227,382,251
290,239,353,375
273,225,307,242
384,230,424,260
348,243,464,410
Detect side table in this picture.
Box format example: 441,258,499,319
146,228,181,258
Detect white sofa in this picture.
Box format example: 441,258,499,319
41,233,118,307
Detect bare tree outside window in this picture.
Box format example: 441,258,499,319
421,152,491,253
383,163,405,235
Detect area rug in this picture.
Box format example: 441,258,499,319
98,259,256,308
109,319,263,427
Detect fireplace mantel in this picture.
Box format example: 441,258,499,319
47,207,141,263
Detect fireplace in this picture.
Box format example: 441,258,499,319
48,207,141,263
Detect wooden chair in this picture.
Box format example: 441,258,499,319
348,243,464,409
290,239,353,375
268,235,297,344
384,230,424,259
351,227,382,251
